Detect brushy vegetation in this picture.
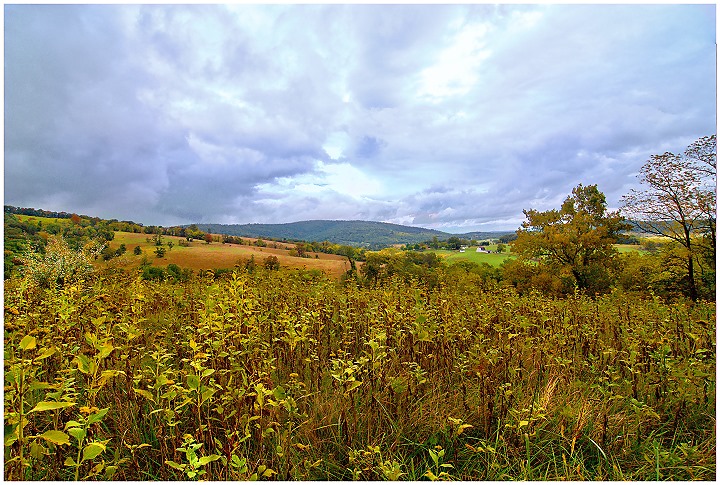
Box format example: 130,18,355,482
5,262,715,480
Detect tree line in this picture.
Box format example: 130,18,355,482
357,135,716,302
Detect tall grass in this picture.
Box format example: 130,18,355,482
4,268,715,480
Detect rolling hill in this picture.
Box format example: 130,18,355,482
196,220,514,248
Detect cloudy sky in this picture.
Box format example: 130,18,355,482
5,4,716,232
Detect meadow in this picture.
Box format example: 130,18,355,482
4,266,715,480
9,214,352,278
431,247,515,267
107,232,352,278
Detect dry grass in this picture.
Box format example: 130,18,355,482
105,232,351,277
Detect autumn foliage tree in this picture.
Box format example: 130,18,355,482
622,135,716,301
509,184,630,295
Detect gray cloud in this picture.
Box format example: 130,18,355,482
5,4,715,231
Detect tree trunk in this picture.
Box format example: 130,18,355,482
685,227,699,302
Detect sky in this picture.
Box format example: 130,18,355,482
4,4,716,232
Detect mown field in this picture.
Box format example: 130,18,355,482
4,268,715,480
106,232,352,278
433,244,647,267
431,247,515,267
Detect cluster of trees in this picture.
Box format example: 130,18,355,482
415,236,510,251
4,212,117,278
358,135,715,302
504,135,715,301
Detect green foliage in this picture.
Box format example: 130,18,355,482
263,255,280,270
4,267,715,480
622,135,716,301
511,184,630,295
19,236,104,288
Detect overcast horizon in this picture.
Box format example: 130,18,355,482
5,4,716,232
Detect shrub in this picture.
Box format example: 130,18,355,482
20,236,103,288
141,266,166,281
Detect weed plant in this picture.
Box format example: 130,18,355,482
4,268,715,480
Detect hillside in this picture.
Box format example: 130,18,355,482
196,220,512,248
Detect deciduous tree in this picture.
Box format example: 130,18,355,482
621,135,716,301
511,184,629,294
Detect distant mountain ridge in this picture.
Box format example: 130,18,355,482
195,220,514,248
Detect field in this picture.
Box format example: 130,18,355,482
4,268,715,481
11,215,352,278
615,244,649,254
106,232,352,278
433,244,647,267
432,247,515,267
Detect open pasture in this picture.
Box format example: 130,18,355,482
432,247,515,267
107,231,352,277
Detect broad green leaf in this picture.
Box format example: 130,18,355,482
29,381,54,391
35,346,56,360
345,380,362,393
5,424,19,447
97,370,124,388
272,385,287,401
165,460,185,470
87,407,109,425
104,465,119,480
200,387,216,405
201,368,215,378
37,429,71,446
156,374,174,387
97,342,114,360
64,456,77,467
73,354,91,374
19,335,37,351
82,442,106,461
29,401,75,413
198,454,221,466
429,449,439,466
67,427,86,443
30,441,47,459
187,374,200,390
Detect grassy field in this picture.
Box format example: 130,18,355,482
431,247,515,267
615,244,649,254
433,244,647,267
12,215,351,277
107,232,351,277
15,214,76,227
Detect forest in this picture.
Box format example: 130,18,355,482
4,136,716,480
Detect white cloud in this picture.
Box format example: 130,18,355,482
4,4,716,231
417,22,493,100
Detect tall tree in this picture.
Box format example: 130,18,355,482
621,135,716,301
512,184,629,294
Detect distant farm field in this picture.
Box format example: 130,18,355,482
433,243,647,266
431,247,515,267
105,232,352,277
615,244,649,254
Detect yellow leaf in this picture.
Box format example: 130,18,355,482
37,429,71,446
19,335,37,351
